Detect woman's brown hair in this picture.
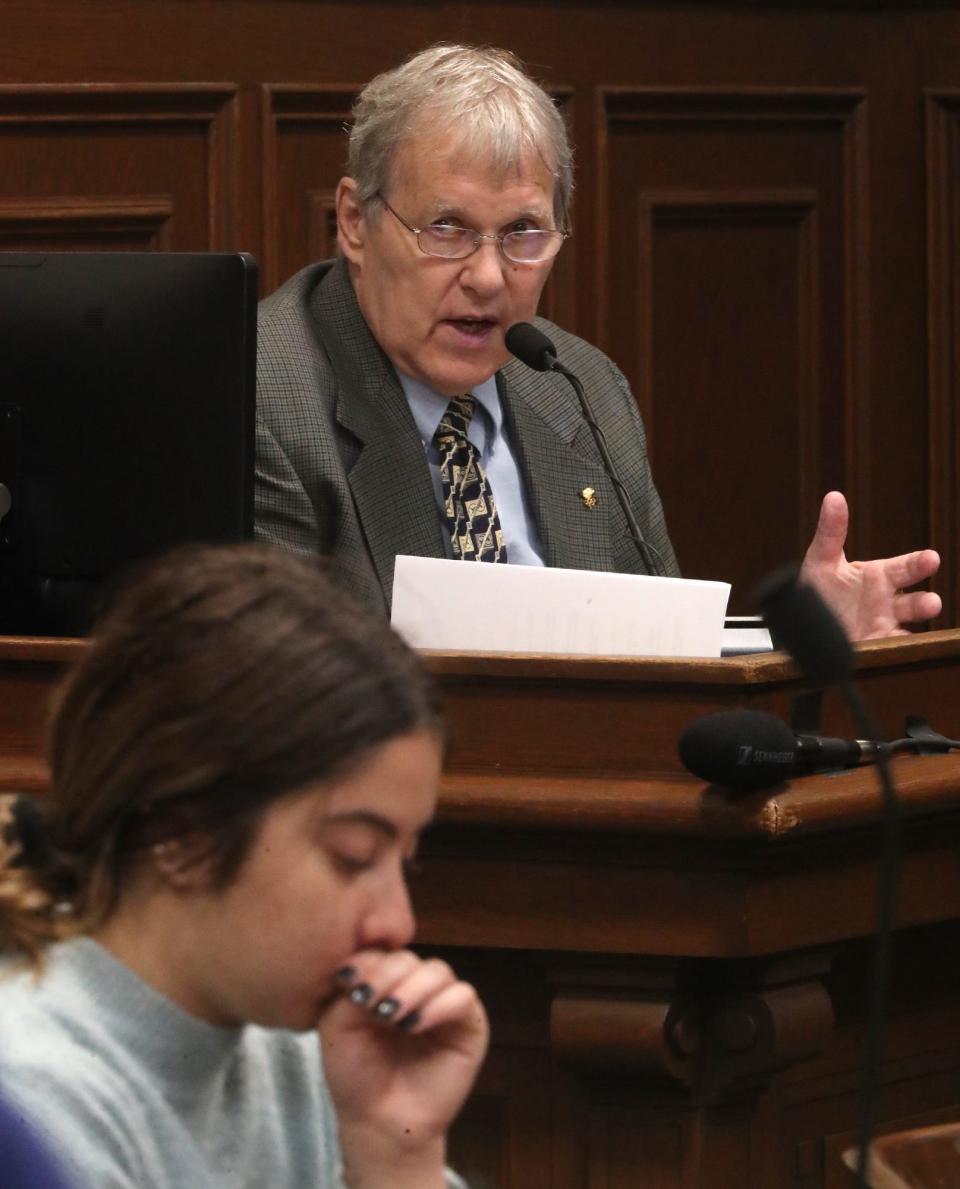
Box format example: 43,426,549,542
0,543,441,964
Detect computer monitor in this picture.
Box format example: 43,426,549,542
0,251,257,636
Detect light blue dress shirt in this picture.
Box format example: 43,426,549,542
399,371,545,567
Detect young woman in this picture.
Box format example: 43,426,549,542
0,544,486,1189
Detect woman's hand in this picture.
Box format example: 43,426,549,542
318,949,488,1189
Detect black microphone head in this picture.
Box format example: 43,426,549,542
752,564,855,686
505,322,557,372
678,708,798,792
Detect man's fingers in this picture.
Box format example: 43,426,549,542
804,491,849,565
882,548,941,591
894,588,942,625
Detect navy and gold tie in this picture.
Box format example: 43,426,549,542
433,395,508,563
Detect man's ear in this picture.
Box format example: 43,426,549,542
336,177,366,264
150,837,211,891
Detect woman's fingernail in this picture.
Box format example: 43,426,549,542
396,1009,421,1033
349,983,373,1006
335,966,357,984
375,997,400,1019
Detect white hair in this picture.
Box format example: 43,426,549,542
347,44,574,229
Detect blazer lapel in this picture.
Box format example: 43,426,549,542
312,264,446,604
499,359,614,571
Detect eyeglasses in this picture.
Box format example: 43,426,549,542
376,193,568,265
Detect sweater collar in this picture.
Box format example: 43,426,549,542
50,938,245,1088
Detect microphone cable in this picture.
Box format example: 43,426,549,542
754,565,901,1189
505,322,668,577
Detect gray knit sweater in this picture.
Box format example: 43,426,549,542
0,939,467,1189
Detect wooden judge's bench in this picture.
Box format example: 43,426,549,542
4,633,960,1188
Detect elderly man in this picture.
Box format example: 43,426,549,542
255,44,940,639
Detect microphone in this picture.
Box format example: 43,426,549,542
504,322,558,373
678,708,883,791
753,564,854,685
750,564,892,1189
504,322,665,577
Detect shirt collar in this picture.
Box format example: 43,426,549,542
399,370,502,450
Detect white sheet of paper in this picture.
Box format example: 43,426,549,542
391,556,731,658
721,618,774,656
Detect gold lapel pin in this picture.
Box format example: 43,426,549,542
580,487,597,509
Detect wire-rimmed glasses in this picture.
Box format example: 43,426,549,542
377,193,568,265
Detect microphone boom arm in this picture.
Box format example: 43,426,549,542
551,361,665,578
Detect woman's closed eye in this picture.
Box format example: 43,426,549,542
320,819,387,876
318,810,424,880
329,850,378,877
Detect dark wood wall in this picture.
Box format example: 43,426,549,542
4,9,960,1186
3,0,958,617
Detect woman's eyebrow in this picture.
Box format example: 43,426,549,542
320,811,398,840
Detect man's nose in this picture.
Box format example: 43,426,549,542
459,240,508,296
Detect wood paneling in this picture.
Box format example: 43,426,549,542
601,89,868,598
0,195,173,250
0,85,240,250
587,1106,691,1189
0,5,947,618
926,92,960,638
260,86,355,292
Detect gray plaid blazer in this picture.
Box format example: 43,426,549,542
255,259,678,615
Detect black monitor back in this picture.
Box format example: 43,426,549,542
0,251,257,636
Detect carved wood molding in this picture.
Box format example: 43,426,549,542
551,989,699,1086
635,187,820,521
259,85,356,292
0,195,173,249
0,757,48,795
596,87,871,549
0,85,240,248
550,957,834,1101
925,92,960,627
306,188,338,265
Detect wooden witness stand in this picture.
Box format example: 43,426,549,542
4,633,960,1187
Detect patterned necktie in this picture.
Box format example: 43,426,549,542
433,395,508,563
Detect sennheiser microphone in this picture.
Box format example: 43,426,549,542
504,322,665,576
753,564,855,685
504,322,558,373
678,708,883,792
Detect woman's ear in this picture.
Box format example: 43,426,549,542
150,837,210,891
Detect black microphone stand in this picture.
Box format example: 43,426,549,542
841,679,901,1189
504,322,667,578
549,361,666,578
754,566,901,1189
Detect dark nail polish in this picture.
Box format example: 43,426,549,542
396,1009,421,1033
349,983,373,1006
335,965,357,984
375,997,400,1019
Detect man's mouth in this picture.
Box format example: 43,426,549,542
446,317,497,337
